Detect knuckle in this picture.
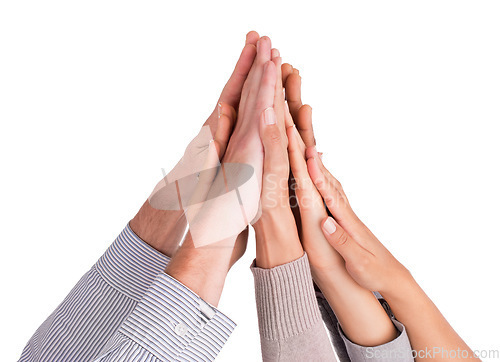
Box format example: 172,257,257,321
351,256,370,274
336,230,349,247
315,176,325,189
267,129,282,144
324,194,335,206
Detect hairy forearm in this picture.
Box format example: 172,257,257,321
383,276,478,361
130,200,187,257
165,232,234,307
314,267,399,347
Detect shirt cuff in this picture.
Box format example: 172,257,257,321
118,272,236,361
250,252,323,340
338,319,414,361
95,223,171,301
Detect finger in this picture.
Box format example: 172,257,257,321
307,154,363,239
260,107,289,208
245,30,260,45
305,146,347,199
218,43,257,109
284,101,298,133
213,102,236,159
271,54,287,136
296,104,316,147
321,216,371,265
281,63,294,85
255,60,276,111
239,36,272,116
256,36,272,65
284,73,302,121
287,125,314,193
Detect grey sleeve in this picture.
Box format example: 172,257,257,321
317,289,414,362
250,253,336,362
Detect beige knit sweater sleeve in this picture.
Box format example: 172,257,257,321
251,253,414,362
250,253,336,362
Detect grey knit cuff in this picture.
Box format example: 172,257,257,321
250,253,322,341
338,319,414,362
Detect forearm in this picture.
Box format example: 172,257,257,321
383,276,478,361
314,267,399,347
254,210,304,269
165,231,234,307
130,200,187,257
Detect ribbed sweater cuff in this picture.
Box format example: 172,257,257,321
250,253,322,340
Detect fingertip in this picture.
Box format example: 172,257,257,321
282,63,293,73
286,72,302,87
245,30,260,45
305,145,318,160
300,104,312,114
257,36,272,60
272,56,282,70
271,48,280,58
259,35,271,45
306,154,322,182
297,105,313,125
264,59,277,77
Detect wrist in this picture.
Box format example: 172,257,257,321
253,209,303,268
130,200,186,258
165,234,232,306
311,263,357,295
380,268,419,303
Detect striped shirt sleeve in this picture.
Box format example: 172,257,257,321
94,273,236,362
19,224,236,362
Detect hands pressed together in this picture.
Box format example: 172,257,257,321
126,31,479,361
20,31,478,362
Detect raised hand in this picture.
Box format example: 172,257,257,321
283,65,399,346
165,35,280,306
252,51,304,269
129,31,260,258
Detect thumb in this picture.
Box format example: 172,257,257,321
213,102,236,159
321,216,368,264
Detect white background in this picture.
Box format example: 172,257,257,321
1,1,499,361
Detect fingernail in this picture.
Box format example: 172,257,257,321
217,102,222,119
323,217,336,235
263,107,276,125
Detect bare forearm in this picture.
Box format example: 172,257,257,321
130,200,187,257
254,211,304,269
165,232,234,307
383,276,478,361
314,268,399,347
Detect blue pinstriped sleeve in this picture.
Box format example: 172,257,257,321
19,224,236,362
95,273,236,361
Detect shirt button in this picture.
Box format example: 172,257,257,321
174,323,188,337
